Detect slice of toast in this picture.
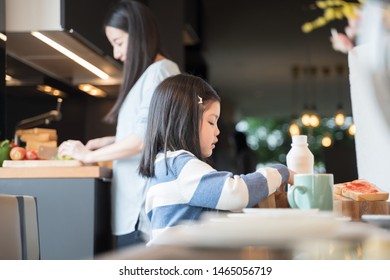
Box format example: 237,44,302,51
333,184,343,196
335,179,389,201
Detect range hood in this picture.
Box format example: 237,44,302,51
5,0,122,87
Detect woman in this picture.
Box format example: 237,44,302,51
58,0,180,248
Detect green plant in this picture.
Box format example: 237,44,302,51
237,116,355,172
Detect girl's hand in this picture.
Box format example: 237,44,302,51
288,169,295,185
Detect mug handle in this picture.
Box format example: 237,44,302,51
287,185,306,209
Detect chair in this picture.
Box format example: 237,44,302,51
0,194,40,260
0,195,22,259
21,196,40,260
257,193,276,208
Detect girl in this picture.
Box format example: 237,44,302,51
58,0,180,248
139,73,294,242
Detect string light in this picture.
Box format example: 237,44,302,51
310,114,320,127
289,122,300,136
322,134,333,148
335,111,346,126
335,65,346,126
348,123,356,136
309,66,321,128
301,112,311,126
290,66,301,136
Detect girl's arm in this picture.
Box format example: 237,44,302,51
176,156,290,211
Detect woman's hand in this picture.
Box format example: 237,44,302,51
58,140,93,163
329,9,360,54
330,32,355,54
59,134,142,163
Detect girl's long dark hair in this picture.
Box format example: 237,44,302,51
139,74,221,178
103,0,163,123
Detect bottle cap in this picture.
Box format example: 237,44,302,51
292,135,307,144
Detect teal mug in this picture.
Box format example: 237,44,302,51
287,174,334,211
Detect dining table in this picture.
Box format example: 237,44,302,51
97,200,390,260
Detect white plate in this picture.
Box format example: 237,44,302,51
240,208,320,217
361,215,390,230
151,211,340,248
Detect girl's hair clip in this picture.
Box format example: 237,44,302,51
198,96,203,104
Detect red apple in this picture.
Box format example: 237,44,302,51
25,150,39,160
10,146,26,160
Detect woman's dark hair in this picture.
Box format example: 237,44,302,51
103,0,163,123
139,73,221,177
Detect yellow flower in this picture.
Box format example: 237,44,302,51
316,1,328,9
324,8,336,20
315,16,327,27
302,0,364,33
302,23,314,33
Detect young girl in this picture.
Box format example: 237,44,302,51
139,73,294,242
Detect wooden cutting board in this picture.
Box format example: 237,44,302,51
333,195,389,221
2,160,82,167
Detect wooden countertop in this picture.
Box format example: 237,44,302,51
0,165,112,179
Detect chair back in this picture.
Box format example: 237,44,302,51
0,194,40,260
0,195,23,259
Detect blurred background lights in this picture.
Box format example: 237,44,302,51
289,122,300,136
335,111,346,126
348,123,356,136
322,135,333,148
310,114,320,127
301,113,311,126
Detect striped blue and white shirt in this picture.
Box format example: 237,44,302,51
145,150,290,241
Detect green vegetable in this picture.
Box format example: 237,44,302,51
0,139,12,167
54,154,73,160
1,139,10,148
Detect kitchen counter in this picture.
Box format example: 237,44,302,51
0,164,113,260
0,165,112,178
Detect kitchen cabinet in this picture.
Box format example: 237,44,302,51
0,166,112,260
